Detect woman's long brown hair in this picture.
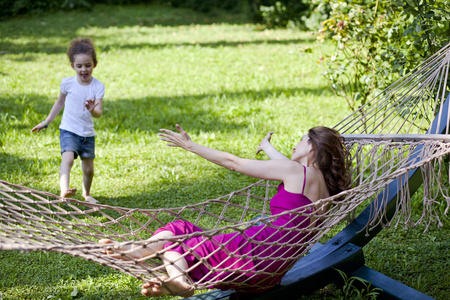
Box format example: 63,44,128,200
307,126,351,197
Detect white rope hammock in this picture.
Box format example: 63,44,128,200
1,43,450,295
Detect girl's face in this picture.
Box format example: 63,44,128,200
71,54,95,85
291,134,312,162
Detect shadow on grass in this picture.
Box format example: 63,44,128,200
95,85,334,134
99,37,313,52
0,4,313,56
0,152,59,185
0,36,312,57
2,85,333,134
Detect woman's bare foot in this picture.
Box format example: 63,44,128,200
141,276,194,298
98,239,116,255
61,187,77,198
98,239,130,259
83,194,98,204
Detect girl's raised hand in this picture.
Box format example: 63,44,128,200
85,99,99,112
256,131,274,155
158,124,192,149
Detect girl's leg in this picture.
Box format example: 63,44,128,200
141,251,194,297
81,158,96,203
60,151,76,198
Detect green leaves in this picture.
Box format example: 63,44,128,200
415,23,422,33
317,0,450,112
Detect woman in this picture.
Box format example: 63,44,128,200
100,124,351,297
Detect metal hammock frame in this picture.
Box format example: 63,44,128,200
1,44,450,299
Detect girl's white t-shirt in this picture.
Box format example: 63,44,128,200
59,76,105,137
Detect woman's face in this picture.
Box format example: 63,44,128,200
291,134,312,162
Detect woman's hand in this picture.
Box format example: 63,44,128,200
158,124,193,150
256,131,274,155
158,125,294,183
255,131,289,160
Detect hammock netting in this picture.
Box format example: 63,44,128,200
1,44,450,295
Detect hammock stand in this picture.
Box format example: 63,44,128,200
1,44,450,299
199,44,450,300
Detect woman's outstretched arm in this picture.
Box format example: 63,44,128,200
256,131,289,160
158,125,301,183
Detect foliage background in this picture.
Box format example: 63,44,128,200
318,0,450,111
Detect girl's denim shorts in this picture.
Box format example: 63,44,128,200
60,129,95,159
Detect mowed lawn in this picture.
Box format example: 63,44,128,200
0,4,448,300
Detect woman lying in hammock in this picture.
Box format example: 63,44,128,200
99,124,351,297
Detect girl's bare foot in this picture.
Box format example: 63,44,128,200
141,276,194,298
83,195,98,204
61,188,77,198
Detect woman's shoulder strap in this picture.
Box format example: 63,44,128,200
302,165,306,194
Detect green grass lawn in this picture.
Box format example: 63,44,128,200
0,3,448,300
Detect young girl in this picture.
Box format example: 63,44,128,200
31,38,104,204
99,124,351,297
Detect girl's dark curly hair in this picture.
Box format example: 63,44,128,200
67,38,97,66
307,126,351,197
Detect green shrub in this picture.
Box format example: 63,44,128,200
252,0,311,28
0,0,160,20
317,0,450,111
168,0,241,13
0,0,92,20
302,1,331,32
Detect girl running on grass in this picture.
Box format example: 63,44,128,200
32,38,104,204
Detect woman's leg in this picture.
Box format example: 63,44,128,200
141,251,194,297
60,151,76,198
99,231,194,297
99,230,176,260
